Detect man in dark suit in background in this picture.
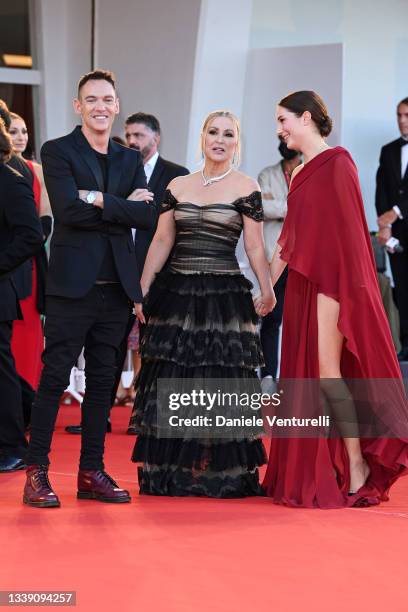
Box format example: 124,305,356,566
376,97,408,361
124,112,189,267
23,70,157,508
0,118,43,472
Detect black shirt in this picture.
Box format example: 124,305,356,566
95,150,119,282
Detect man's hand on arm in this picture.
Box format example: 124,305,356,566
127,188,154,203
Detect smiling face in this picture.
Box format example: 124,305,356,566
276,105,308,151
9,117,28,154
397,103,408,138
73,79,119,135
202,115,238,165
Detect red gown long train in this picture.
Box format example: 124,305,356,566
262,147,408,508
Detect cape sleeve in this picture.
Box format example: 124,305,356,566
277,149,403,379
278,151,376,299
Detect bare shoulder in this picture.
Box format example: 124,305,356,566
291,164,304,181
167,172,197,198
233,171,260,194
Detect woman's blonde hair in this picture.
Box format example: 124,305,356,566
200,110,241,167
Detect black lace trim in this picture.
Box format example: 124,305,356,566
160,189,264,221
136,465,265,498
132,436,267,472
160,189,178,213
234,191,264,221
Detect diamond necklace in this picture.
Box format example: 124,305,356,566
201,166,233,186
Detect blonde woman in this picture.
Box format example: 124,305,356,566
131,110,275,497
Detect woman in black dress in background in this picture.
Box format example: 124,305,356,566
131,110,275,497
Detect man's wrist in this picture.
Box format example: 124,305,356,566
94,191,104,209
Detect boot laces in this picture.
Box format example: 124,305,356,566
34,466,52,489
101,471,119,488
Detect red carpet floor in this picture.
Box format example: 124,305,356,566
1,404,408,612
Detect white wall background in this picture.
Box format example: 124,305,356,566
241,43,343,179
185,0,253,170
95,0,201,166
31,0,408,231
250,0,408,228
36,0,92,142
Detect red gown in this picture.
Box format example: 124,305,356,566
11,160,44,390
262,147,408,508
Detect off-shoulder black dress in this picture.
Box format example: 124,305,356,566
131,189,267,497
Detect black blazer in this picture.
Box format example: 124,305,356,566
42,126,157,302
375,138,408,245
8,155,36,302
0,163,43,322
7,157,51,314
135,155,189,267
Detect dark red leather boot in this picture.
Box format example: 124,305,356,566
77,470,131,503
23,465,61,508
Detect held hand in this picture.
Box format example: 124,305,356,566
253,291,276,317
128,188,154,202
377,226,392,246
377,209,397,228
134,302,145,324
253,294,263,311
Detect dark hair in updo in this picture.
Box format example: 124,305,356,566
279,90,333,137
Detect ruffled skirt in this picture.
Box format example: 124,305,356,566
131,270,267,497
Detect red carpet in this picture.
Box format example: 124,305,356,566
1,404,408,611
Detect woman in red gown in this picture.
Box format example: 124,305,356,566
9,113,52,391
260,91,408,508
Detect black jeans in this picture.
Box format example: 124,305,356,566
26,284,131,470
260,267,288,379
0,321,27,458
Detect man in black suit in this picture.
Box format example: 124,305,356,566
23,70,157,508
65,113,189,435
376,97,408,361
124,112,189,267
0,119,43,472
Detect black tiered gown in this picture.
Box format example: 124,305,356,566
131,189,267,497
